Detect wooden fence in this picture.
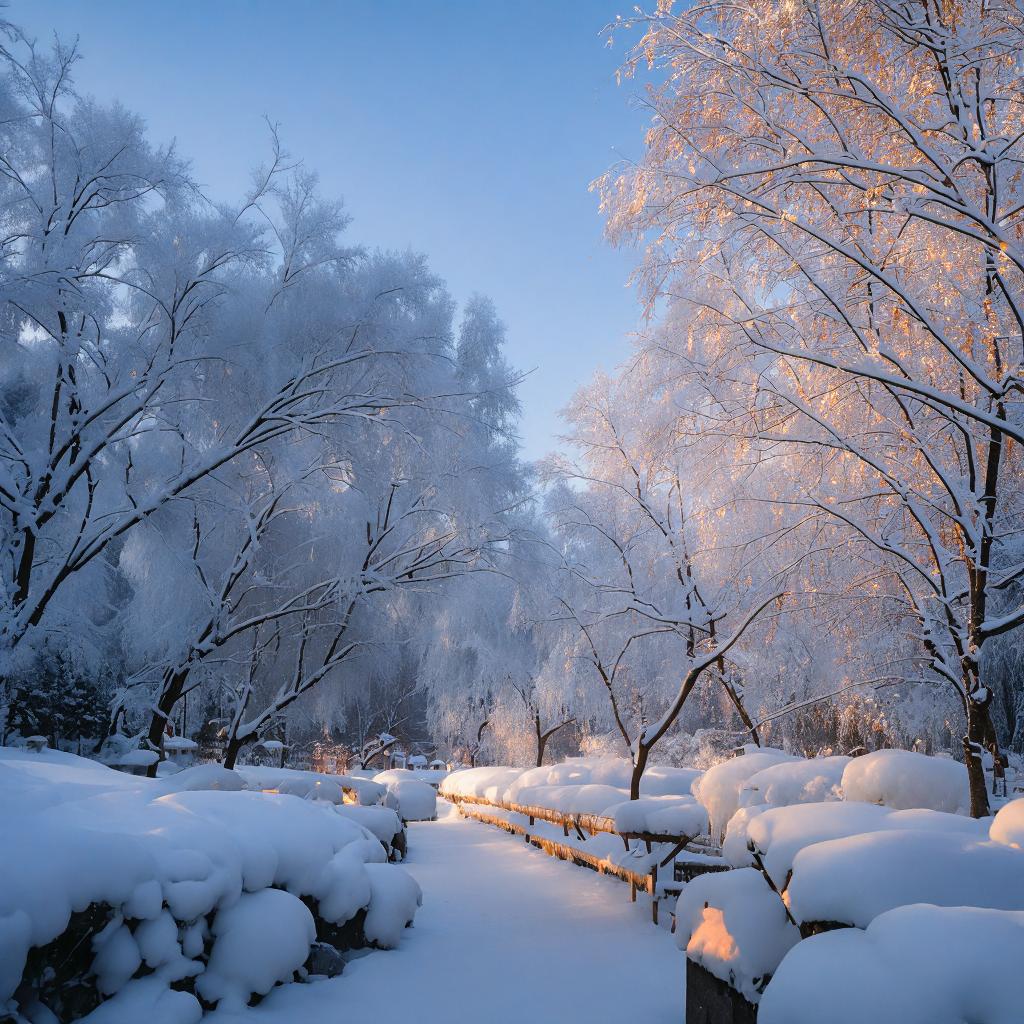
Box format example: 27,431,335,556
445,792,721,924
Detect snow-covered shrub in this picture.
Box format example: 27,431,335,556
692,748,798,840
196,889,316,1009
786,829,1024,928
738,756,848,810
759,905,1024,1024
724,800,985,881
373,770,437,821
840,749,969,814
0,748,420,1020
675,868,800,1004
235,765,386,806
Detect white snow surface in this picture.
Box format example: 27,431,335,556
786,828,1024,927
692,748,798,839
0,747,419,1017
372,770,438,821
760,904,1024,1024
676,868,800,1003
840,749,970,814
990,796,1024,849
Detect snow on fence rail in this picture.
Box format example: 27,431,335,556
440,767,712,924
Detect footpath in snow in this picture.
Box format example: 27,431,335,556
213,800,683,1023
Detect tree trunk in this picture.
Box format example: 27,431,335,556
144,668,188,778
223,732,244,771
535,713,546,767
629,741,651,801
964,697,993,819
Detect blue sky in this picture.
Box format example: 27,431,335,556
14,1,652,461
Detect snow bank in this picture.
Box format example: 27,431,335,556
840,749,969,814
990,796,1024,849
373,770,437,821
787,829,1024,927
692,748,798,839
739,756,848,810
676,868,800,1003
760,905,1024,1024
0,747,419,1018
724,800,985,882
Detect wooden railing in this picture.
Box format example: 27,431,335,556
444,792,715,924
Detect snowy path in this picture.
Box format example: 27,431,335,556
217,800,683,1023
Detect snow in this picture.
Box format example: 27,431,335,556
510,782,630,815
739,755,848,809
786,829,1024,927
724,800,986,883
235,765,386,806
676,868,799,1003
840,749,970,814
197,890,316,1009
990,796,1024,849
606,796,708,838
372,769,438,821
206,803,682,1023
439,766,523,801
760,905,1024,1024
692,748,798,839
0,747,420,1017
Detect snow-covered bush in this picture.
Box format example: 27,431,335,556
0,748,421,1020
675,868,800,1004
840,749,970,814
723,800,984,880
692,748,797,840
786,829,1024,929
373,770,438,822
738,756,848,811
759,905,1024,1024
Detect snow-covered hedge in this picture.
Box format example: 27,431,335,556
759,905,1024,1024
0,747,421,1021
840,749,970,815
372,770,438,822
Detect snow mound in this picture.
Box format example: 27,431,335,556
373,770,437,821
510,783,629,816
693,748,798,839
0,747,420,1018
196,889,315,1009
440,766,523,801
676,868,799,1004
787,829,1024,928
840,749,969,814
235,765,386,806
724,801,984,882
607,796,708,838
739,756,848,810
990,797,1024,849
760,905,1024,1024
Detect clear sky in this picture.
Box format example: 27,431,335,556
13,1,651,461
